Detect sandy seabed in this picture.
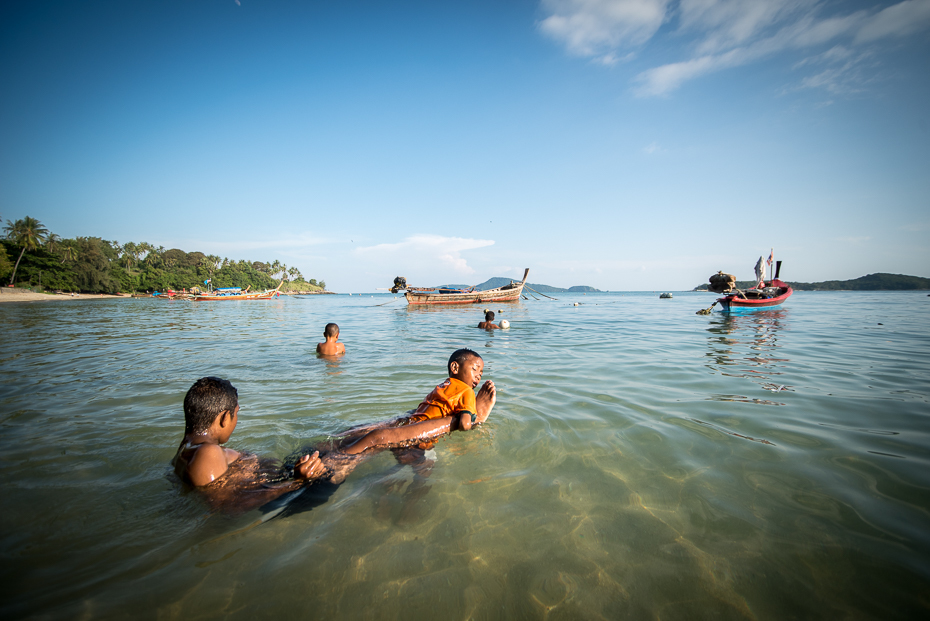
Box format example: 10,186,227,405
0,288,131,303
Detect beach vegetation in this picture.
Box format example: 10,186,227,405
0,245,12,281
0,215,328,294
4,216,49,286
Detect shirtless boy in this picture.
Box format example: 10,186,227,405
477,311,500,330
340,348,496,454
172,377,325,489
317,323,346,356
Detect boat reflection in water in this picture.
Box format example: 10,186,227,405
703,308,792,406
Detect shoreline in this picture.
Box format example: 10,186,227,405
0,288,337,303
0,288,131,303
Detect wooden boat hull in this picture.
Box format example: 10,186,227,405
717,279,792,311
191,291,281,301
404,269,529,306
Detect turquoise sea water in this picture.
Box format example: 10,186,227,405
1,291,928,619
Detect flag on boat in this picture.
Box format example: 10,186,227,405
204,279,211,285
766,249,774,266
754,256,765,285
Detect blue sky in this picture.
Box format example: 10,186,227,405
2,0,928,291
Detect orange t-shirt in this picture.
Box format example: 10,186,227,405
410,377,476,422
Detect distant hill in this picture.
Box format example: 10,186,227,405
438,277,601,293
692,273,930,291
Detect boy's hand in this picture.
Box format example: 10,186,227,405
294,451,324,480
475,380,496,424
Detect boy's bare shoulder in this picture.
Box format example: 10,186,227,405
184,443,233,487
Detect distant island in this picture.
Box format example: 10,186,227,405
692,273,930,292
440,276,602,293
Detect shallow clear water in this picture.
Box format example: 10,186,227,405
1,291,928,619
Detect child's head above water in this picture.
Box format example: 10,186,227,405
448,348,484,388
324,323,339,339
484,310,495,322
184,377,238,435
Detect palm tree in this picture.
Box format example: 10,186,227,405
46,233,61,254
121,242,137,272
4,216,49,285
60,240,79,263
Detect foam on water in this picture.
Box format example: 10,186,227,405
1,291,928,618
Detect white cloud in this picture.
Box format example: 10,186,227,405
539,0,671,61
643,141,663,153
355,234,494,276
856,0,930,42
538,0,930,96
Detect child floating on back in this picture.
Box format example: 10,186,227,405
317,322,346,356
332,348,496,454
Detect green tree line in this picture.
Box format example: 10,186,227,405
1,216,325,294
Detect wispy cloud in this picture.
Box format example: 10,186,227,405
355,234,494,275
538,0,930,96
643,141,663,154
176,232,332,255
539,0,670,63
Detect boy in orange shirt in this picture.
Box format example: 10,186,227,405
341,348,496,454
316,323,346,356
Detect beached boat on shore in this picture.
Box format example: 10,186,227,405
391,269,529,305
190,282,283,301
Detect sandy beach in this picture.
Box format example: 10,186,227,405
0,288,131,303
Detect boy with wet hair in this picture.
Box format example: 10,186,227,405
317,322,346,356
478,310,500,330
341,348,496,454
173,377,325,489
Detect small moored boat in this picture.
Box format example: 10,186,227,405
191,282,284,301
391,269,529,306
698,253,793,314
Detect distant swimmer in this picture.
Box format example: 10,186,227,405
316,322,346,356
477,310,501,330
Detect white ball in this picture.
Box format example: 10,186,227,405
500,320,510,329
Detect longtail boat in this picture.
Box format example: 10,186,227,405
699,255,792,314
391,269,529,305
191,282,284,301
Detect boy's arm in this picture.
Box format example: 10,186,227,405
475,381,496,424
187,444,234,487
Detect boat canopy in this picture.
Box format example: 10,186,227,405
215,287,242,292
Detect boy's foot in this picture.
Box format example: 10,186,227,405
475,380,496,424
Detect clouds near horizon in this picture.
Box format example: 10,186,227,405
356,235,495,277
539,0,930,96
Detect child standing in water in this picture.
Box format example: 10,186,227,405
172,377,324,490
317,322,346,356
477,310,500,330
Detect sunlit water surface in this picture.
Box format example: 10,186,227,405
1,292,928,619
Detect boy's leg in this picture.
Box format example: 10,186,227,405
342,417,455,455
